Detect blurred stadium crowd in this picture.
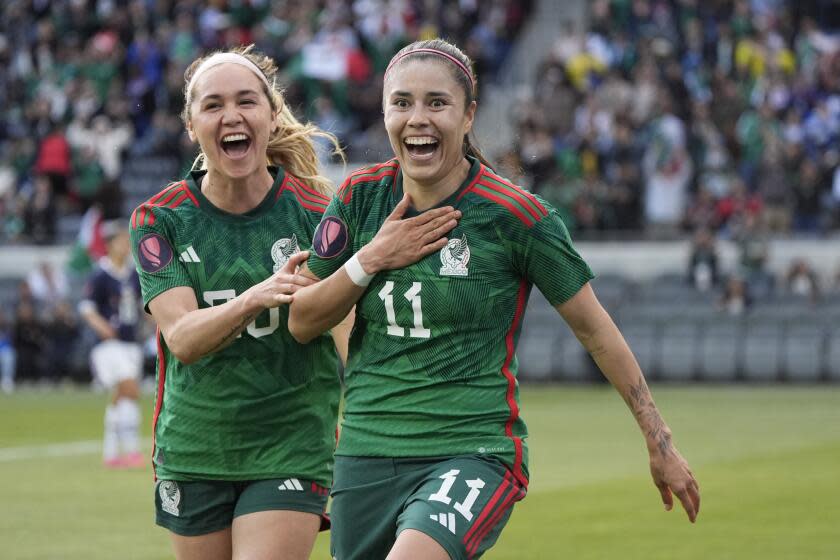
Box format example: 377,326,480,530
1,0,839,388
503,0,840,238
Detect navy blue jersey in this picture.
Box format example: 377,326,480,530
81,257,142,342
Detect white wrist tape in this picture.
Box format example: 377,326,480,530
344,253,374,287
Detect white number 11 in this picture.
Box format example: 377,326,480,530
377,281,430,338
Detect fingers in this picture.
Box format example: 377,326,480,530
674,485,699,523
386,193,411,221
421,218,459,245
419,237,450,257
655,480,673,512
688,479,701,517
274,293,294,304
282,250,310,273
412,206,460,226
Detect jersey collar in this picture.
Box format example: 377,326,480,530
393,156,482,217
186,166,286,221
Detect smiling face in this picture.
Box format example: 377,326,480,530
186,63,275,181
383,58,476,190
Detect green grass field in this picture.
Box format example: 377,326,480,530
1,385,838,559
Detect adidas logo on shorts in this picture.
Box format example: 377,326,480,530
430,512,456,534
277,478,304,491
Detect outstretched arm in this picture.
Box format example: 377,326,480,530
150,251,315,364
289,194,459,343
556,283,701,523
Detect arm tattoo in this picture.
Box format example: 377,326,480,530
207,312,258,354
626,376,673,457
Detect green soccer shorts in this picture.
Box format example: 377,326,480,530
154,477,330,536
330,455,527,560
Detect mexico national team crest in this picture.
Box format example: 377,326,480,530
440,234,470,277
158,480,181,516
271,235,300,272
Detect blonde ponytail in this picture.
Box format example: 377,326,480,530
183,45,345,195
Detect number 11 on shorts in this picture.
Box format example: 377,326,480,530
429,469,486,521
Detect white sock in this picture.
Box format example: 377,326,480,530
115,398,141,455
103,405,119,461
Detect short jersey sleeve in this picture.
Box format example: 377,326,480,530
306,185,355,280
129,205,193,309
500,197,594,306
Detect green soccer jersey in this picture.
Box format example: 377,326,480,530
130,167,340,485
308,157,593,487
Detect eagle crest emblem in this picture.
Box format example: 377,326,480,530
439,234,470,277
271,235,300,272
158,480,181,516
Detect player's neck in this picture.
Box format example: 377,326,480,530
201,167,275,214
403,158,470,211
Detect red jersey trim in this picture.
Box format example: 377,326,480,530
501,281,528,488
482,171,547,216
151,328,167,481
471,185,535,227
463,470,512,549
340,162,399,203
279,176,329,214
288,175,331,205
476,176,545,222
132,181,196,229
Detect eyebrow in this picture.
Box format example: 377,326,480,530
390,90,454,99
199,89,260,101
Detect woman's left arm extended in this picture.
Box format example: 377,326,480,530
556,282,701,523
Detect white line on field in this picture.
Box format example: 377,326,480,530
0,438,152,462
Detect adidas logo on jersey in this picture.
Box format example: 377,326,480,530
429,512,457,534
277,478,304,491
179,246,201,263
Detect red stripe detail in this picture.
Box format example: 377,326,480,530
463,471,511,545
476,179,541,221
350,168,396,186
466,482,523,557
165,192,189,209
504,281,528,488
290,176,330,205
348,161,398,180
289,177,329,207
151,186,184,209
472,187,534,227
151,329,167,481
181,183,199,207
137,206,148,227
483,172,547,216
148,182,181,204
130,207,139,229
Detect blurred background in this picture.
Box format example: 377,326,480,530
0,1,839,558
1,0,839,387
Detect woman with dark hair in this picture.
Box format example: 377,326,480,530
290,38,700,559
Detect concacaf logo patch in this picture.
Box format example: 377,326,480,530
272,234,300,272
158,480,181,516
440,234,470,277
312,216,348,259
137,233,174,274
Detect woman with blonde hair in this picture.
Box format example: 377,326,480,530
130,45,345,560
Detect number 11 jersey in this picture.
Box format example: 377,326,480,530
308,157,593,487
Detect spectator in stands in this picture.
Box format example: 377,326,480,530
23,174,56,244
26,261,69,310
735,212,774,300
0,306,15,393
12,299,45,383
33,123,72,200
719,275,751,316
784,258,821,304
45,300,80,383
687,228,719,293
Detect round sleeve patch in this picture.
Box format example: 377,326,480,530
312,216,349,259
137,233,174,273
